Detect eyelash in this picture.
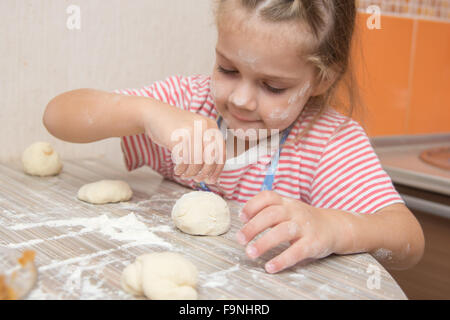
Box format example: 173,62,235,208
216,66,286,94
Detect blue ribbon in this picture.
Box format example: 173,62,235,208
197,116,293,192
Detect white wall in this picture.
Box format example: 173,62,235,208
0,0,217,165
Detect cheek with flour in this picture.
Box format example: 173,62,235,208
288,81,311,106
268,81,312,124
268,106,292,122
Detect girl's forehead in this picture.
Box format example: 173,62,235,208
216,14,314,79
217,5,315,58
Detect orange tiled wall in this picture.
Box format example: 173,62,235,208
346,13,450,137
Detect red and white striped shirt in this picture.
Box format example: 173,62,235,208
114,74,404,214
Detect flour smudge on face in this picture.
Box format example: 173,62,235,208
269,107,291,121
230,93,247,108
288,81,311,106
238,49,258,69
268,81,311,122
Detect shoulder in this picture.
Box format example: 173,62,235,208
287,107,371,172
176,74,216,118
113,74,211,96
113,74,216,117
294,107,367,146
161,74,212,99
156,74,216,118
143,74,212,101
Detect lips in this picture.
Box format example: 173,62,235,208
229,110,259,122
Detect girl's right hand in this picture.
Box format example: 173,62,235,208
141,104,226,184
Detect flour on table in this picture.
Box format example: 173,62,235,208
200,264,240,288
10,213,172,248
28,258,129,300
289,272,307,281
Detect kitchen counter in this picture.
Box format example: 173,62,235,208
371,133,450,219
0,157,406,300
371,133,450,195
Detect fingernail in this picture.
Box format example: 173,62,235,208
246,244,258,259
236,231,247,245
265,262,276,273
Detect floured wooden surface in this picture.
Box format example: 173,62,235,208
0,157,407,300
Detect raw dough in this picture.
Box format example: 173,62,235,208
121,252,198,300
22,142,62,176
171,191,230,236
77,180,132,204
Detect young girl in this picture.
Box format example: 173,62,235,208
43,0,424,274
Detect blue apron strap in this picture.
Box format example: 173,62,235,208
198,116,294,193
260,124,293,191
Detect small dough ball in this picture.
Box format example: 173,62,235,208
121,252,198,300
22,142,62,176
77,180,132,204
171,191,230,236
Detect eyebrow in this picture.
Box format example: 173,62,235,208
215,48,300,82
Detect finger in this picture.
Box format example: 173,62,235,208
241,191,283,222
196,141,218,182
205,137,226,184
236,205,287,245
206,161,224,184
182,163,203,178
174,163,188,176
193,163,216,183
264,238,311,274
180,127,204,178
245,221,301,260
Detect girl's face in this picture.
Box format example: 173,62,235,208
212,8,317,138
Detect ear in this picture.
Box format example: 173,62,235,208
310,66,338,97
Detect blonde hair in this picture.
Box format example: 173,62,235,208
213,0,361,142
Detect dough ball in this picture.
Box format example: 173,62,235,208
121,252,198,300
77,180,132,204
22,142,62,176
171,191,230,236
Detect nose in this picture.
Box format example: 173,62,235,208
228,81,257,112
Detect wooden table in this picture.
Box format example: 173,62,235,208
0,157,407,300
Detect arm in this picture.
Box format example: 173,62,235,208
43,88,175,143
324,202,425,270
43,87,226,183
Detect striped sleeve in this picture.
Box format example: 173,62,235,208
309,119,404,214
113,75,197,174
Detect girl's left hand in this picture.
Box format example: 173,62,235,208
236,190,341,274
